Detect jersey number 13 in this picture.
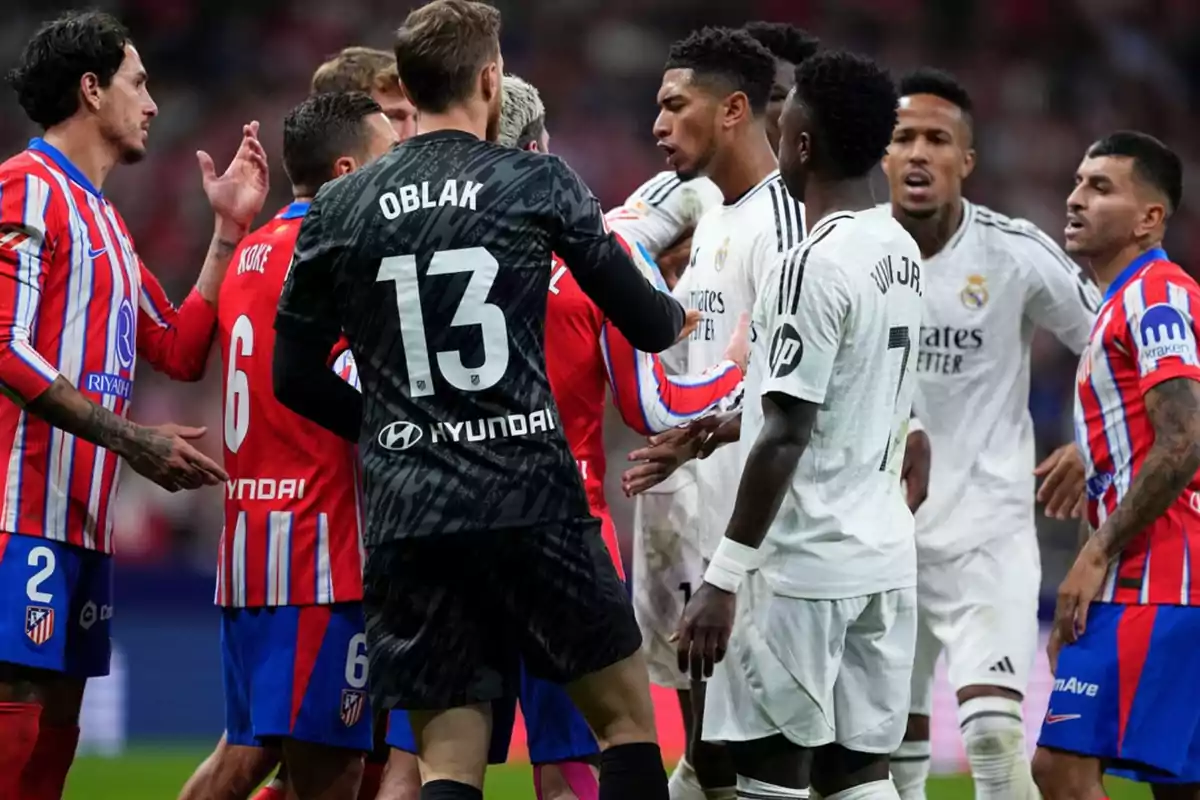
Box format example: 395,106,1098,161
376,247,509,397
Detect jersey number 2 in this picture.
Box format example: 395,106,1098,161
879,325,912,474
377,247,509,397
224,314,254,454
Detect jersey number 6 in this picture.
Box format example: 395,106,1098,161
377,247,510,398
224,314,254,454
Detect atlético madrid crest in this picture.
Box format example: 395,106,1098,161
25,606,54,646
340,689,366,727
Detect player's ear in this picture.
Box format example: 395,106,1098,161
723,91,751,130
1136,200,1168,239
79,71,104,114
481,61,500,106
961,147,977,180
333,155,358,178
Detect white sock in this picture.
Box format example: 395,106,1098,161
824,779,900,800
889,740,931,800
670,758,707,800
736,775,809,799
958,696,1037,800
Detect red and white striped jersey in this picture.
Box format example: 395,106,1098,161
1076,247,1200,605
545,233,742,519
0,139,217,554
214,202,363,607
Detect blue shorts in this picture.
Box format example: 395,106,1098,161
386,665,598,765
0,534,112,678
222,603,373,751
1037,602,1200,783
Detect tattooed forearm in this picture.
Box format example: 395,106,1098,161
27,376,145,457
1076,516,1093,554
194,226,244,304
1093,377,1200,559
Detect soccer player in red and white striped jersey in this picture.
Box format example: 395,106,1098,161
0,11,267,798
1037,132,1200,796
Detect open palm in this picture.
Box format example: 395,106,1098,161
199,120,270,231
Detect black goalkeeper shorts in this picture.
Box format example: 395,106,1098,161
362,516,642,712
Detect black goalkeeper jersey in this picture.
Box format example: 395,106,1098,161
275,130,684,543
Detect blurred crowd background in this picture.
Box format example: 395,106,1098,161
1,0,1197,752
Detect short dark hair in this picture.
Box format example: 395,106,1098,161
6,11,131,130
793,50,899,180
664,27,776,113
898,67,973,119
311,46,399,96
1087,131,1184,214
393,0,501,113
283,92,383,194
741,22,820,67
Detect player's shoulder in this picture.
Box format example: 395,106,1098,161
809,206,909,257
1124,257,1200,306
0,150,66,209
966,202,1065,263
718,170,805,253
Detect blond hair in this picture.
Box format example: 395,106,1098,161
498,74,546,148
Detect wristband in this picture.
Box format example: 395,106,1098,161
703,537,764,594
908,416,925,435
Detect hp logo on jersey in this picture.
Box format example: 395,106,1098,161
378,421,423,451
1137,303,1197,372
768,323,803,378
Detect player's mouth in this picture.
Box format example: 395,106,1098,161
658,142,681,169
1065,214,1086,240
901,170,933,201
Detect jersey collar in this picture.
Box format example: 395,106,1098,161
1104,246,1168,301
28,138,102,198
279,200,310,219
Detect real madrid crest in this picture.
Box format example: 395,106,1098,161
960,273,989,310
715,237,730,272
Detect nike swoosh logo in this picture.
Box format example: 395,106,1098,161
87,247,107,259
1044,712,1082,724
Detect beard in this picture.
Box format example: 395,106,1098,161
897,203,938,221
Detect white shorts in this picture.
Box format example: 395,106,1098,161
631,481,704,690
910,531,1041,714
703,572,916,753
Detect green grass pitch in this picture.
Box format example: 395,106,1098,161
64,747,1152,799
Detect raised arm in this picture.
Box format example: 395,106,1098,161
548,157,684,353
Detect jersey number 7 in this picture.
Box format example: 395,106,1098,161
879,325,912,475
376,247,510,397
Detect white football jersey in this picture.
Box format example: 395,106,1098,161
608,171,723,257
910,201,1100,560
742,207,923,599
675,170,805,555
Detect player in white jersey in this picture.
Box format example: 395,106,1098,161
627,26,806,800
677,50,921,800
881,69,1101,800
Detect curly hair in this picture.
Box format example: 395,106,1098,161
897,67,973,115
7,11,131,130
664,27,776,113
283,91,383,194
793,50,898,179
741,22,820,67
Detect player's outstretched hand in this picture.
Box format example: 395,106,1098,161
117,424,229,493
622,427,702,496
199,121,270,233
901,428,931,512
677,310,703,345
1035,443,1086,519
673,581,735,681
723,312,750,373
688,411,741,459
1052,538,1108,650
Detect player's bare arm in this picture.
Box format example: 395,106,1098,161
902,416,931,512
24,376,227,491
1055,376,1200,645
193,121,271,302
674,391,817,680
